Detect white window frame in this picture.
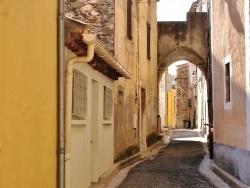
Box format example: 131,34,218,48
224,55,232,110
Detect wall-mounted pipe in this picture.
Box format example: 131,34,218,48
57,0,65,187
65,33,96,188
64,32,131,188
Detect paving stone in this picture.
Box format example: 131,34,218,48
117,132,216,188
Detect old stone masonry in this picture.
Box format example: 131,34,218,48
65,0,115,54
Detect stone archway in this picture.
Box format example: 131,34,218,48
157,12,211,129
157,46,206,81
157,12,208,81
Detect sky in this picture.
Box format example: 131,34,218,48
168,61,188,75
157,0,196,21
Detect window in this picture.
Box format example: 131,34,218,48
72,69,87,119
127,0,133,40
104,86,113,119
188,99,192,107
118,91,124,104
224,55,232,109
225,63,230,102
147,22,151,60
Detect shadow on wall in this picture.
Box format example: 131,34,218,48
224,0,244,34
212,52,249,184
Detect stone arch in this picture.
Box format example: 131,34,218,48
157,46,206,81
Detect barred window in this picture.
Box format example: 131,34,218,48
103,86,113,119
72,69,87,119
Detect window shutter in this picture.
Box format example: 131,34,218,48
127,0,132,40
147,22,151,60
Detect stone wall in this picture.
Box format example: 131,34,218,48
65,0,115,54
176,64,189,128
157,12,208,79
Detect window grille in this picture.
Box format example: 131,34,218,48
103,86,113,119
72,69,87,119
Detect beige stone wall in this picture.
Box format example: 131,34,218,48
159,73,166,127
114,1,158,159
65,50,115,187
157,13,208,78
212,0,247,149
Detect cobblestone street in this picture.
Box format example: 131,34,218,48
116,130,216,188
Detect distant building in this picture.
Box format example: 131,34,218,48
175,64,189,128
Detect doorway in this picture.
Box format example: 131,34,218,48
140,88,147,151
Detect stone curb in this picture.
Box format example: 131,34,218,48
198,153,231,188
211,164,249,188
198,132,249,188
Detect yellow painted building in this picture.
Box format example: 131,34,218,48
167,89,175,128
0,1,57,187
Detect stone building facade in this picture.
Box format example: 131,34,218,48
114,0,158,160
175,64,189,128
64,0,159,173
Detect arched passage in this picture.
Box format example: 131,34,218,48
157,46,206,82
157,12,208,82
157,12,212,131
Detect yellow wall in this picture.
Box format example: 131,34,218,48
167,90,175,128
0,1,57,187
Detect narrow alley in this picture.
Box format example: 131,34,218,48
2,1,250,188
108,130,221,188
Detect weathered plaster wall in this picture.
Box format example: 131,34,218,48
65,0,158,163
211,0,249,185
141,1,158,149
246,0,250,151
114,1,158,159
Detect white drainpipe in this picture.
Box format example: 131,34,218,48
65,33,96,188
